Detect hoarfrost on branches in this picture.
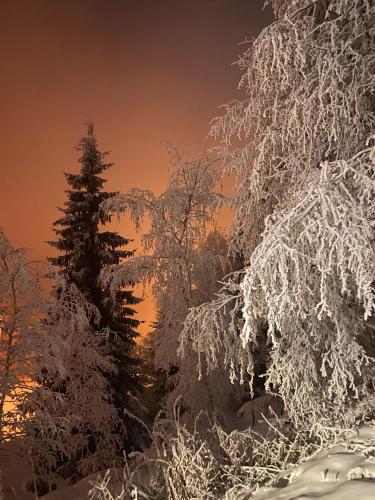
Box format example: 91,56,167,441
101,148,245,423
179,270,253,387
240,142,375,424
102,147,229,370
210,0,375,260
89,404,351,500
183,142,375,425
181,0,375,426
0,227,41,441
22,280,123,487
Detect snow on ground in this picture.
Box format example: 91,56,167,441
41,423,375,500
235,424,375,500
5,415,375,499
40,468,124,500
40,475,94,500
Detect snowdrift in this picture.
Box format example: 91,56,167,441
234,424,375,500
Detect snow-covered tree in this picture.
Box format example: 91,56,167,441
181,0,375,426
210,0,374,261
48,122,142,447
102,147,227,370
0,227,41,441
21,281,123,493
102,148,243,423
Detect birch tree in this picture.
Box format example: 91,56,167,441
0,227,41,441
181,0,375,426
102,148,243,423
102,148,227,368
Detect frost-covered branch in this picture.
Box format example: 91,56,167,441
21,281,124,487
179,270,253,386
240,143,375,423
102,149,230,371
211,0,375,260
183,142,375,425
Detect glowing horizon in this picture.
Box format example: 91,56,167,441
0,0,273,334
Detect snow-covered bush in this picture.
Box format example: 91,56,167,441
89,406,352,500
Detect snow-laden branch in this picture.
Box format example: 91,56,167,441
182,142,375,425
240,142,375,423
179,270,253,387
21,281,123,484
210,0,375,260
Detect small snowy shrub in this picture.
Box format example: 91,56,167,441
0,227,41,441
89,405,353,499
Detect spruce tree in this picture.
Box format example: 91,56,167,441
48,122,142,449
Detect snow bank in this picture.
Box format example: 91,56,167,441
235,424,375,500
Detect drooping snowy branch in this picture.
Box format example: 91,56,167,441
182,142,375,424
210,0,375,260
179,270,253,387
240,142,375,423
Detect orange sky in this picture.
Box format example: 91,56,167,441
0,0,273,333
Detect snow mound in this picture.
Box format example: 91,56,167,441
237,424,375,499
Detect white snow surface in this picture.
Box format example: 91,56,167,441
234,424,375,500
40,468,124,500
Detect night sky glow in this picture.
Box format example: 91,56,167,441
1,0,273,331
